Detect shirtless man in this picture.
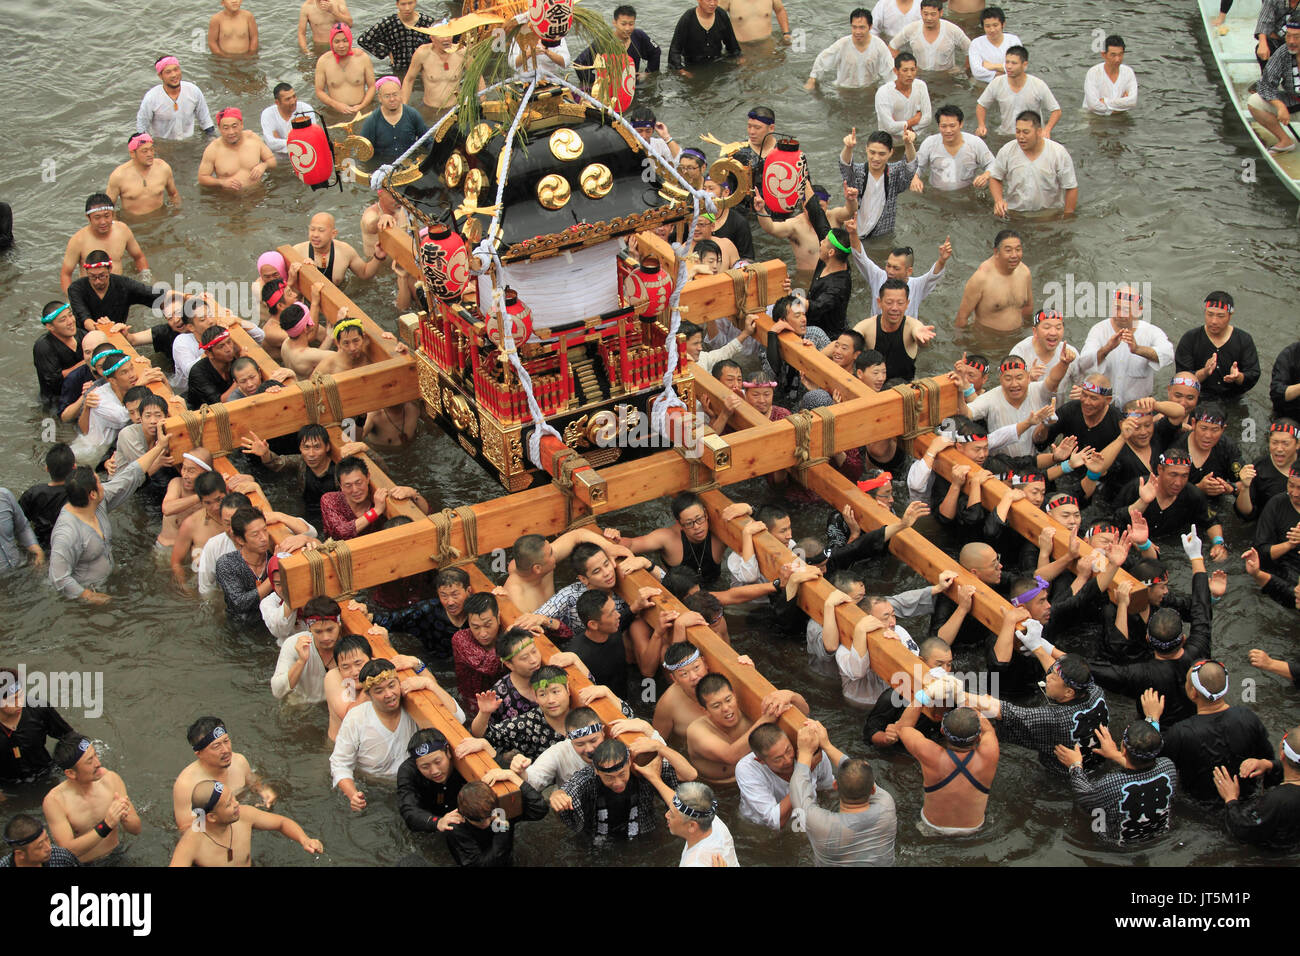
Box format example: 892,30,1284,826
59,194,150,293
159,447,213,550
42,733,142,863
278,302,336,378
170,780,322,866
687,674,808,784
314,314,380,375
198,109,276,191
653,641,711,742
362,401,419,448
360,187,415,309
106,133,180,216
754,196,820,287
293,212,389,287
172,717,277,829
315,23,375,114
718,0,791,43
899,702,998,836
503,528,633,613
171,471,231,587
403,28,469,111
208,0,258,55
299,0,353,53
954,229,1033,333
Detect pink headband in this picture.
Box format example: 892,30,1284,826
216,107,243,124
155,56,179,74
257,251,288,281
375,75,401,90
742,380,777,390
331,22,353,61
285,308,315,338
128,133,153,151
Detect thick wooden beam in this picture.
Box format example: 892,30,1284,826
912,433,1149,614
751,312,876,400
378,226,420,280
162,355,419,457
278,244,402,364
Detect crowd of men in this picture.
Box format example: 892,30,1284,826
2,0,1299,868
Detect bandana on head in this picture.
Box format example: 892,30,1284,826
81,257,114,271
679,147,706,165
1203,294,1234,313
1051,658,1092,691
940,716,979,747
1085,523,1119,539
3,827,42,848
857,472,892,493
531,673,568,691
1080,380,1113,397
330,22,353,62
284,308,314,338
409,740,444,759
500,637,534,662
1283,733,1300,764
361,669,398,692
741,380,777,390
155,55,180,74
566,721,603,740
85,205,115,216
664,648,701,672
593,753,628,774
1011,575,1049,607
332,317,364,340
672,792,718,822
304,613,340,625
1115,289,1143,305
827,231,851,254
1158,451,1191,468
257,251,288,281
193,724,228,752
58,737,92,770
812,185,830,202
1170,373,1201,392
1007,471,1044,486
1033,309,1063,326
94,349,129,377
198,781,224,815
1140,569,1169,587
1122,723,1163,761
1191,409,1227,427
128,133,153,152
1046,494,1078,511
375,75,401,91
999,357,1026,373
215,107,242,124
964,357,988,373
182,452,213,473
1189,660,1228,701
1269,421,1299,439
41,303,70,325
747,109,774,124
199,329,231,351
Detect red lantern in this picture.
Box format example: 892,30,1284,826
419,223,470,301
286,115,335,189
593,53,636,112
488,288,534,348
622,256,675,318
761,137,805,214
528,0,573,41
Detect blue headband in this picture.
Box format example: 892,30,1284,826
41,304,70,325
672,792,717,822
198,781,224,815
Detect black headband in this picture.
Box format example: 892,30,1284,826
57,737,91,770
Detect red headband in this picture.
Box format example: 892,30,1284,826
216,107,243,124
1046,494,1078,510
999,357,1027,373
1033,310,1063,326
857,473,892,493
200,329,231,351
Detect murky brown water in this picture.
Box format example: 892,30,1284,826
1,0,1297,866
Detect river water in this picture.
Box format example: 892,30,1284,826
0,0,1296,867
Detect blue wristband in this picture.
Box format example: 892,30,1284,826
414,662,426,674
1210,595,1222,603
1086,469,1103,482
1059,460,1073,474
1210,536,1225,546
914,690,932,707
1148,719,1160,732
1136,539,1153,551
963,385,975,398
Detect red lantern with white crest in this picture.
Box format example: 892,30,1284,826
286,115,335,189
419,223,470,301
528,0,574,41
760,137,805,214
593,53,636,112
487,288,534,348
622,256,675,318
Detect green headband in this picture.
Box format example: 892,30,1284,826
827,232,851,255
501,637,534,662
531,673,569,690
41,303,70,324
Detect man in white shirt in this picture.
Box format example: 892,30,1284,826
833,595,922,706
806,8,895,90
330,659,420,811
988,111,1078,216
260,83,314,155
1075,286,1174,407
876,53,933,137
849,227,952,313
966,354,1069,457
976,46,1061,137
1083,35,1138,115
519,707,662,795
910,104,994,193
1011,309,1079,396
890,0,971,72
967,6,1021,84
510,35,572,82
736,722,839,829
725,504,790,584
137,56,216,140
871,0,920,45
270,597,343,704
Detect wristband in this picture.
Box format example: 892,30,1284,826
414,662,426,674
771,578,781,590
1059,460,1073,474
963,385,975,398
363,508,378,523
1210,595,1221,603
1136,539,1152,551
1085,469,1103,482
914,690,932,707
94,820,114,838
1210,536,1225,546
1148,719,1160,732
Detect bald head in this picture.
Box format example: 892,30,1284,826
307,213,338,251
191,779,222,812
1188,662,1227,700
187,447,214,468
82,330,109,361
959,542,994,570
1085,372,1112,390
310,212,336,229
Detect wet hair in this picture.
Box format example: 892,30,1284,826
866,130,894,151
84,192,113,213
662,566,702,599
87,250,115,271
435,567,470,590
280,302,310,334
195,470,227,498
407,728,448,755
695,672,732,706
261,279,286,311
1192,401,1226,424
45,443,75,482
878,277,910,299
1124,720,1161,768
894,51,917,68
3,815,43,848
1055,654,1093,695
53,732,90,771
1105,35,1126,50
850,7,872,25
576,588,613,630
1132,558,1166,586
496,626,534,661
671,491,705,521
829,569,863,593
664,641,700,669
335,455,368,482
302,596,341,621
123,386,152,410
457,781,497,821
748,106,776,125
570,541,605,577
1146,607,1185,652
137,393,168,417
511,533,548,572
565,706,601,732
186,716,225,750
827,227,851,262
675,780,717,826
920,0,943,9
613,4,637,20
220,492,252,513
592,738,629,771
685,590,723,625
1015,110,1043,128
334,633,374,661
231,356,260,380
1005,44,1028,61
715,358,743,378
201,325,230,347
358,659,396,686
464,592,498,618
755,503,789,528
940,707,981,748
64,467,99,508
836,757,876,802
272,82,293,98
626,105,656,127
935,103,965,124
679,320,704,341
297,423,330,448
749,722,786,756
530,664,567,688
694,239,721,260
918,636,950,662
798,535,828,565
229,506,265,540
855,349,887,372
840,329,866,353
981,5,1006,23
993,229,1022,248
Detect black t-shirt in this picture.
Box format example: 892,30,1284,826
1114,480,1210,541
0,704,73,784
1045,400,1122,455
711,210,755,260
1168,433,1243,489
1174,326,1261,401
807,262,852,337
1098,440,1161,504
186,357,234,409
67,275,159,327
32,332,85,409
150,322,180,363
1162,707,1274,802
301,460,338,528
396,757,464,832
1254,493,1300,578
18,483,68,551
1225,782,1300,850
567,631,629,694
1153,415,1187,450
1242,454,1291,517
